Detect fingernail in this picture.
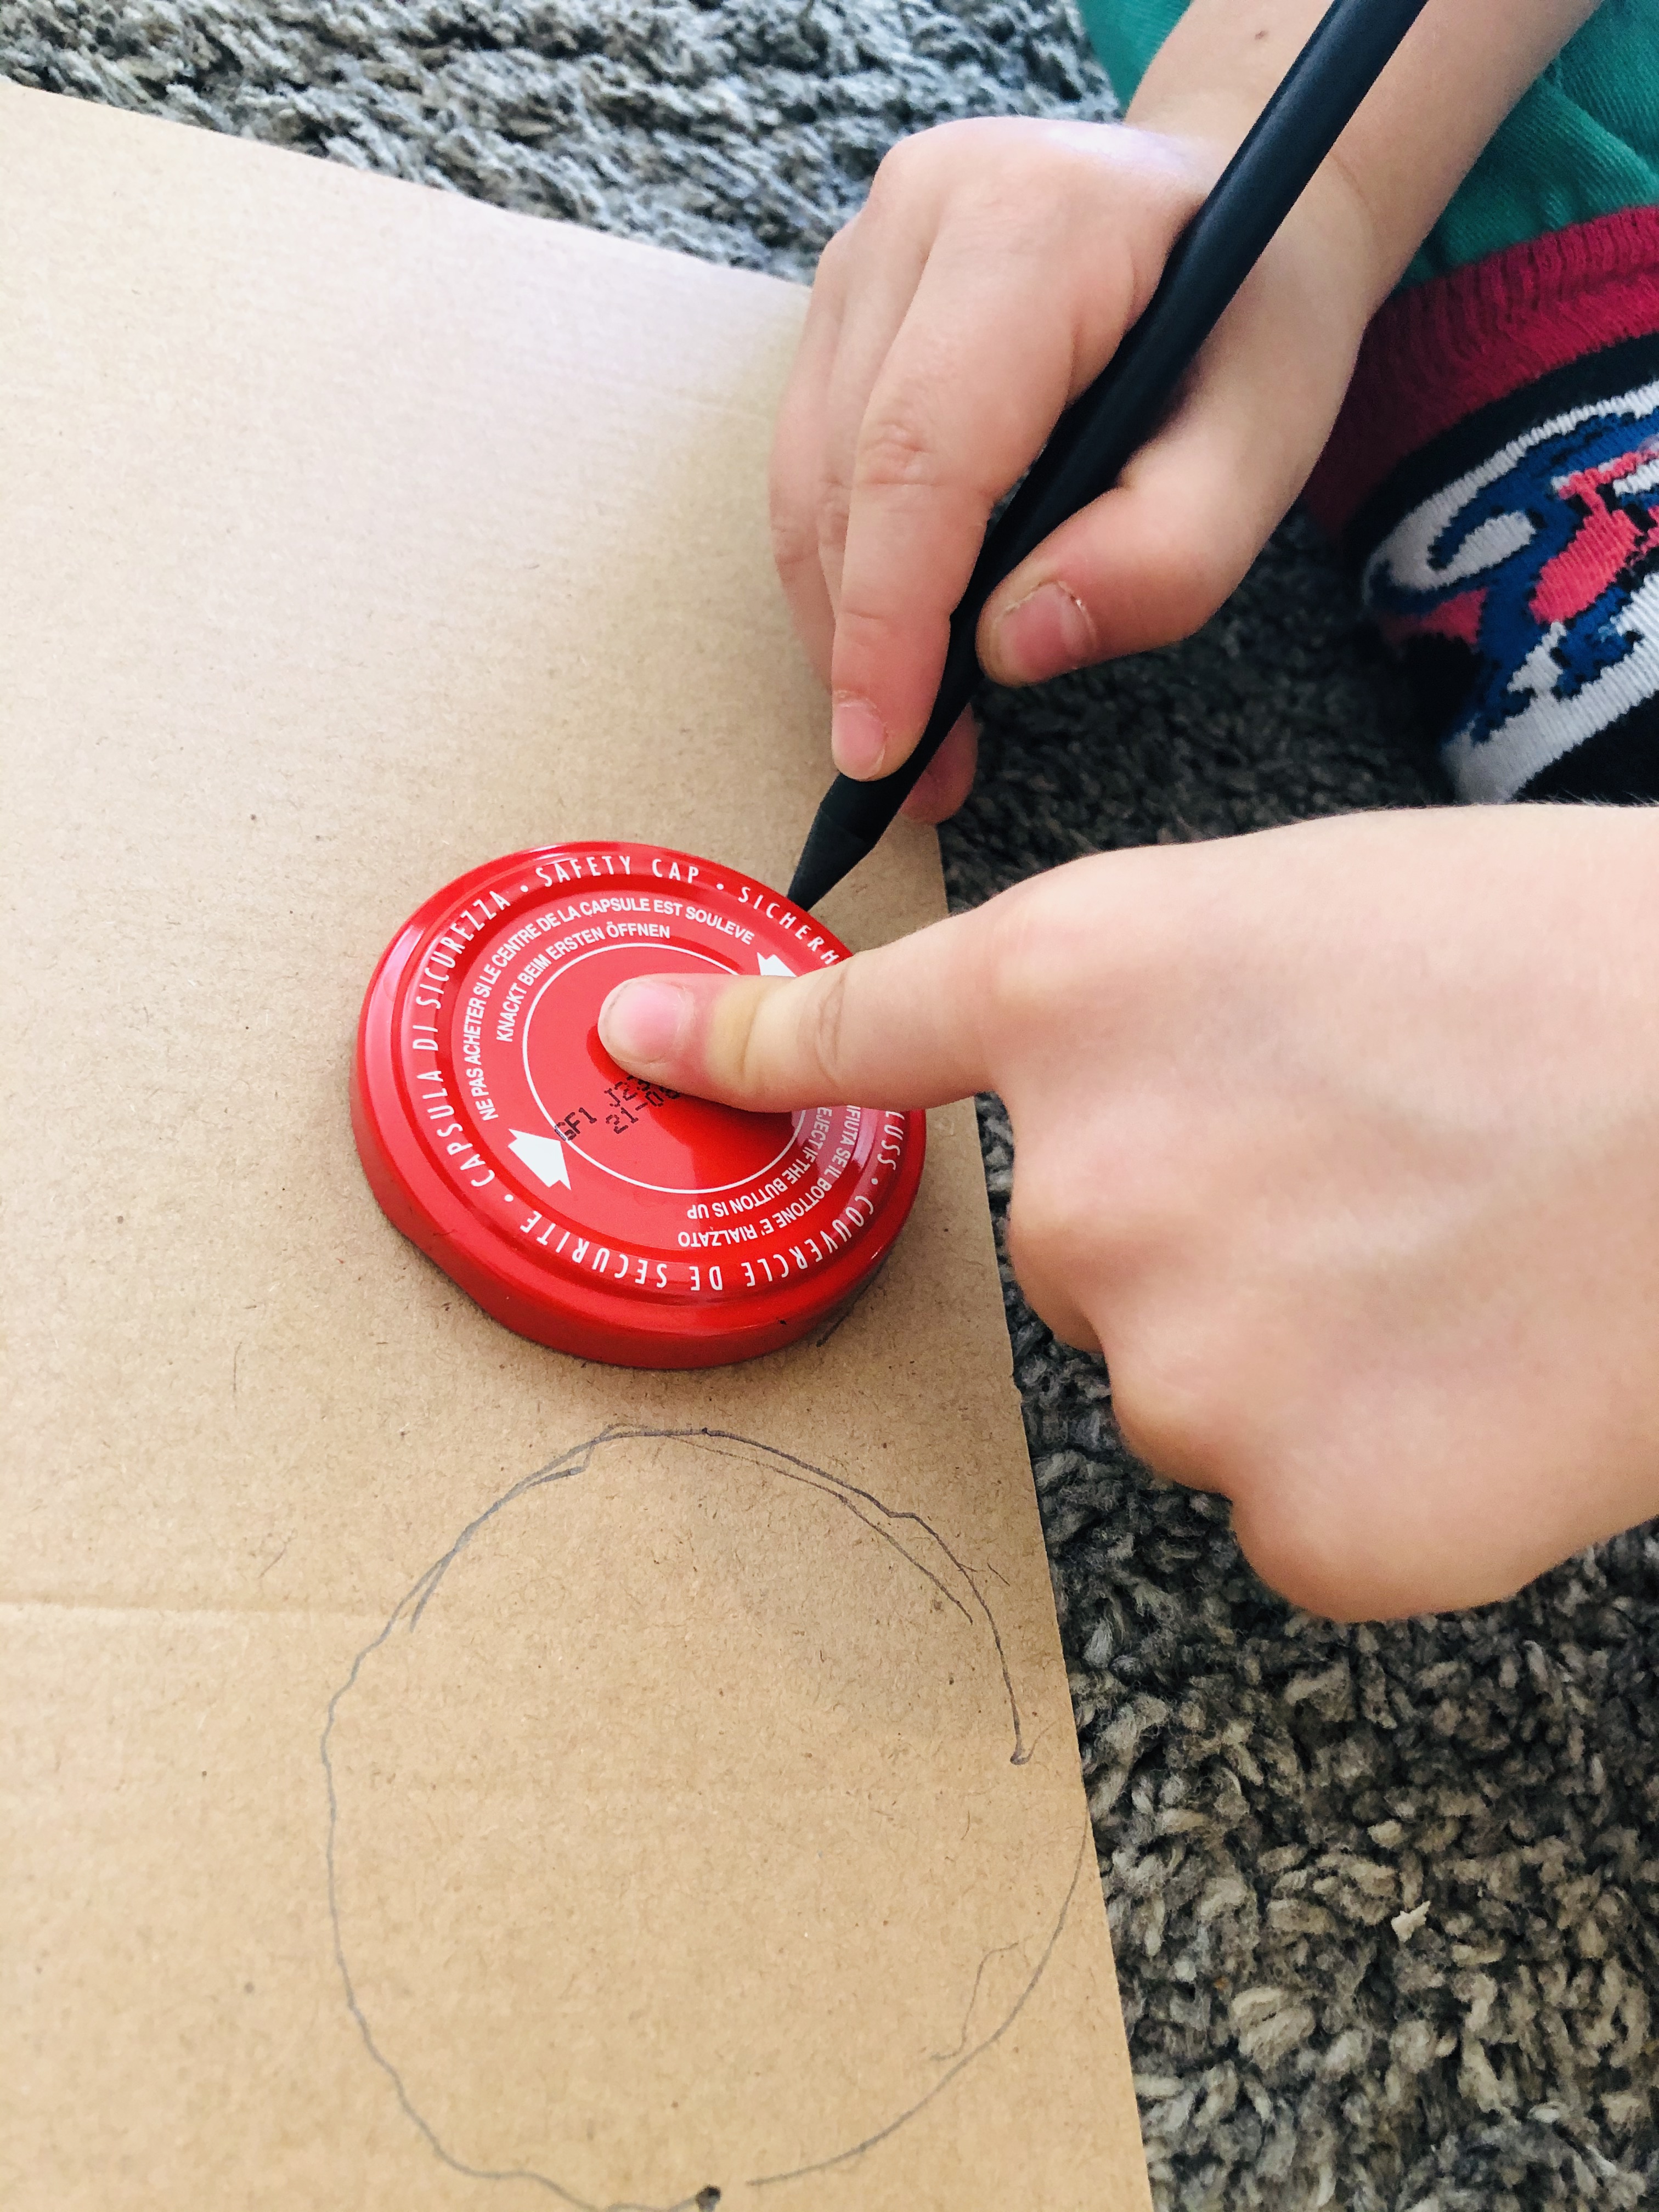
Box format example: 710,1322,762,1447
831,692,887,778
597,979,688,1067
990,581,1097,684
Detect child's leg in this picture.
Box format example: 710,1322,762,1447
1082,0,1659,803
1305,210,1659,802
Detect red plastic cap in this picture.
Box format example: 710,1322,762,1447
351,843,925,1368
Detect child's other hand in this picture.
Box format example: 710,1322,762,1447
771,115,1374,820
600,807,1659,1622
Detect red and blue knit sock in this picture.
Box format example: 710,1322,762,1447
1305,207,1659,804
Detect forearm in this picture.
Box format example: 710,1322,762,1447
1126,0,1604,309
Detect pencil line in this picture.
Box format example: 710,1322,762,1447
746,1811,1094,2188
322,1423,1063,2204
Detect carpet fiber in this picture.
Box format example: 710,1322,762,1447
8,3,1658,2203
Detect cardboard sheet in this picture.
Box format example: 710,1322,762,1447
0,84,1149,2210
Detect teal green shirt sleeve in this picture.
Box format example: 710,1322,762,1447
1071,0,1659,287
1071,0,1183,110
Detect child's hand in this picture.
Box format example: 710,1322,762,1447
600,806,1659,1622
774,1,1602,820
771,114,1373,820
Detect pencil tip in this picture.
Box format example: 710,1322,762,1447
788,813,870,911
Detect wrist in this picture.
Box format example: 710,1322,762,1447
1122,89,1391,329
1122,0,1604,321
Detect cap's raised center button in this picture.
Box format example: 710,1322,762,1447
520,941,794,1196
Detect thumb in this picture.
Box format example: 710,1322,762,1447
596,910,994,1110
978,242,1358,680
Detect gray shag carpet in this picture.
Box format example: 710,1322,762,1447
9,3,1659,2204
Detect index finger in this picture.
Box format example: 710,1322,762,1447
596,906,996,1111
827,232,1098,775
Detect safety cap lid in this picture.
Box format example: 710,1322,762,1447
351,842,924,1367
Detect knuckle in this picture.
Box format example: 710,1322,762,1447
957,187,1086,269
769,498,819,585
1005,1161,1096,1303
1003,1164,1103,1351
733,968,852,1103
872,116,1005,200
801,962,851,1094
1229,1498,1367,1622
854,407,942,497
866,129,932,205
1108,1323,1243,1487
1005,1159,1082,1272
978,874,1073,1035
814,475,852,561
1113,1386,1231,1492
828,599,900,667
814,218,856,284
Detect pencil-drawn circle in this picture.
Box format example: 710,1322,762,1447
323,1427,1087,2209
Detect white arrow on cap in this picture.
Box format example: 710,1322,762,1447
758,952,794,977
507,1129,571,1189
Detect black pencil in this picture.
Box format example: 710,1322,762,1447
788,0,1432,911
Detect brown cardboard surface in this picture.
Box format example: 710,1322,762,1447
0,84,1149,2210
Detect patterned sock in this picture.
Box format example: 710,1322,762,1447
1305,207,1659,804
